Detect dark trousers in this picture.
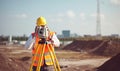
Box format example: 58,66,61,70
32,65,54,71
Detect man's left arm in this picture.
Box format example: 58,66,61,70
51,33,60,47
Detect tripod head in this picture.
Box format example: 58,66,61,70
36,26,50,44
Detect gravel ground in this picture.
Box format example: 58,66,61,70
0,45,110,71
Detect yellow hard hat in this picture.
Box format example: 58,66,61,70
36,16,47,26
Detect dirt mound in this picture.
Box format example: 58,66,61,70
97,53,120,71
63,40,103,51
0,46,31,71
63,40,120,56
92,40,120,56
0,53,28,71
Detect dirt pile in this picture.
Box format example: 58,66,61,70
0,46,31,71
92,40,120,56
0,53,29,71
97,53,120,71
63,40,120,56
63,40,103,51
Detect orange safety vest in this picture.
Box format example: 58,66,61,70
32,31,55,66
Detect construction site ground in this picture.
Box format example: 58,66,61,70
0,45,110,71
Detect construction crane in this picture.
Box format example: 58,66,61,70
96,0,101,37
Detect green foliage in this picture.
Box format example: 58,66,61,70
12,36,28,41
0,35,28,41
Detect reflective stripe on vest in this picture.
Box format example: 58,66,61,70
32,31,55,66
44,52,54,65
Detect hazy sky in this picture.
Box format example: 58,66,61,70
0,0,120,36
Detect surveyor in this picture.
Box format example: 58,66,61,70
25,16,60,71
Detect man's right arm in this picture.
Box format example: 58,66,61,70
25,34,35,49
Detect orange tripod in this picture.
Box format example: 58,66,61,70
29,41,61,71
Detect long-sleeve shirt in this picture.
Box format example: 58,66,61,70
25,33,60,49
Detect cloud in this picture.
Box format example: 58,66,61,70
79,13,86,20
49,18,63,23
110,0,120,5
15,13,28,19
90,13,105,20
66,10,76,18
47,14,64,23
57,13,65,17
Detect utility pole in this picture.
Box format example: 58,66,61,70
96,0,101,37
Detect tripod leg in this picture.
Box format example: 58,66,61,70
47,44,57,71
29,44,42,71
47,45,61,71
49,45,61,71
36,44,46,71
